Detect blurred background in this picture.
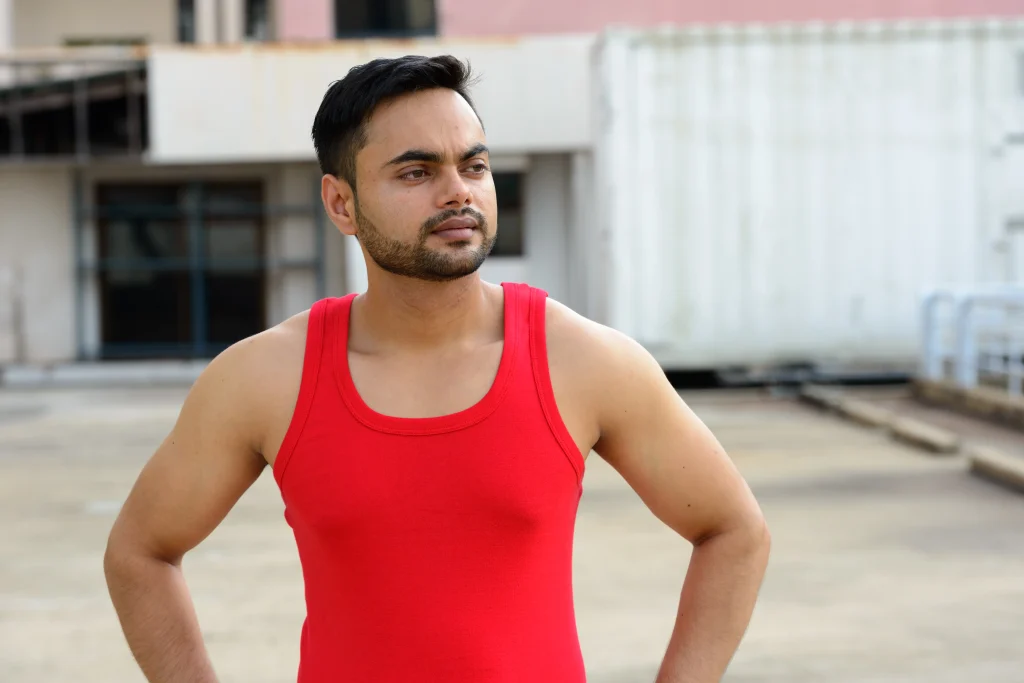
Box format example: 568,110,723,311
1,2,1024,682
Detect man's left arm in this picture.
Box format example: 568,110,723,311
590,330,771,683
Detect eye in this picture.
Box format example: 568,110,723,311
400,169,428,180
465,163,489,174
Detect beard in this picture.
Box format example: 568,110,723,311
354,202,496,283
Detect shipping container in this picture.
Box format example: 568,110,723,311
591,20,1024,371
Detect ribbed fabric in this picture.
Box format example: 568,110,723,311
273,282,587,683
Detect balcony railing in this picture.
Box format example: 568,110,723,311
0,46,148,162
921,285,1024,396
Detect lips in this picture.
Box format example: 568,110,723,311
431,215,479,240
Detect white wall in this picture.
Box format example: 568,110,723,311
147,34,595,163
0,167,75,364
12,0,176,48
594,20,1024,369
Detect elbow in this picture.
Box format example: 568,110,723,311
750,514,771,562
103,522,173,590
739,512,772,572
103,528,133,588
695,511,771,565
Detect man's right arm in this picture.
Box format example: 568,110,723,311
103,324,301,683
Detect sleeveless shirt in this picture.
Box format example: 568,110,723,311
272,282,587,682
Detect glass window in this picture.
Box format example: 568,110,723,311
95,181,266,357
245,0,272,40
178,0,196,43
491,172,524,257
335,0,436,38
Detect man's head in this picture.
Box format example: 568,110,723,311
313,55,496,283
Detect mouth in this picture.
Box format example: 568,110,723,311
431,215,479,241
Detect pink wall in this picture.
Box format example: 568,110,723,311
272,0,1024,41
276,0,332,41
439,0,1024,36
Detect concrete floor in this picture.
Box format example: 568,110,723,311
1,387,1022,682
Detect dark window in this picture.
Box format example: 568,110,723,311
335,0,436,38
178,0,195,43
245,0,272,40
95,181,267,358
491,172,524,257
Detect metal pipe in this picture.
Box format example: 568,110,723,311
73,73,89,160
8,61,22,157
187,182,207,358
72,168,86,361
126,67,142,155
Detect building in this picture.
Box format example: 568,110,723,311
0,0,1020,370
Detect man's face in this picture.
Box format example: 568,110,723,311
348,88,497,282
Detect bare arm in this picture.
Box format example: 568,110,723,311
103,327,300,683
566,311,770,682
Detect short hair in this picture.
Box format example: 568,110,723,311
311,55,480,188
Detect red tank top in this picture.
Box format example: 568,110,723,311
272,282,587,683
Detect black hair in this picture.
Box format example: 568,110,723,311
311,54,480,188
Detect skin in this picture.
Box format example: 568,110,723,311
104,87,770,683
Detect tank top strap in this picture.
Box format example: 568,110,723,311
273,296,338,486
515,282,586,486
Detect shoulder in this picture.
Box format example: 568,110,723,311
544,297,663,384
207,309,310,387
543,296,669,429
184,308,313,455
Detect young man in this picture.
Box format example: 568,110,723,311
104,55,770,683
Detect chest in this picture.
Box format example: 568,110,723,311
347,341,505,419
284,413,582,542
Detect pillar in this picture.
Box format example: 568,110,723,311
222,0,245,43
0,0,11,86
195,0,219,44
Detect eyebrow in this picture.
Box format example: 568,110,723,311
384,143,490,168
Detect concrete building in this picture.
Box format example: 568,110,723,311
0,0,1021,369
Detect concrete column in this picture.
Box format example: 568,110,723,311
0,0,12,87
222,0,245,43
0,0,10,50
195,0,220,44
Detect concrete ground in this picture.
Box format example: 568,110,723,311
1,387,1022,683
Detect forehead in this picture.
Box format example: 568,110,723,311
360,89,485,163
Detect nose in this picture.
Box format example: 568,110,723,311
438,167,472,209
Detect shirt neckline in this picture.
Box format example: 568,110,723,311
333,282,521,435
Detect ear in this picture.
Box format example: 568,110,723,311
321,175,357,237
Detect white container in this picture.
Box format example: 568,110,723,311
591,20,1024,370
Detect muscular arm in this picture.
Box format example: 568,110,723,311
103,325,301,683
550,302,770,683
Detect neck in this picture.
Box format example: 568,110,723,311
354,269,498,351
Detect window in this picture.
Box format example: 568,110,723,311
245,0,272,41
178,0,195,43
491,173,524,257
335,0,436,38
95,182,267,358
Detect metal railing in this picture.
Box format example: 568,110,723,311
921,285,1024,396
0,46,148,161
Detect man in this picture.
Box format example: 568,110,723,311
104,55,770,683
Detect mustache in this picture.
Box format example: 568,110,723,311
420,207,487,237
